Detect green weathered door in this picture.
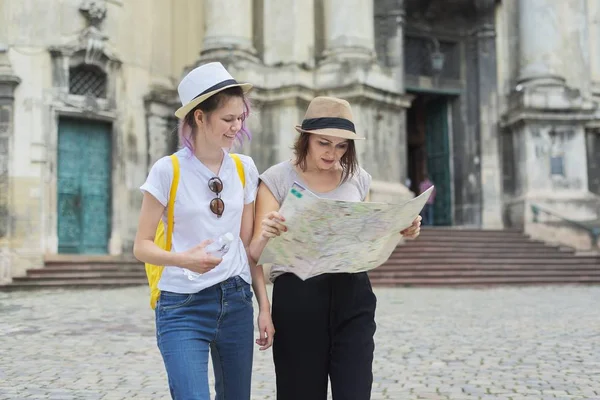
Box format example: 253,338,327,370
425,98,452,226
57,118,112,254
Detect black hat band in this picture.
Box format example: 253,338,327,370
300,117,355,132
193,79,239,100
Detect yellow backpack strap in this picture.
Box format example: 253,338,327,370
229,153,245,188
166,154,180,250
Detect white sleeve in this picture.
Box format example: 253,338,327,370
140,156,174,207
240,155,259,204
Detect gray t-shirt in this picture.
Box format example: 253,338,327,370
259,160,372,282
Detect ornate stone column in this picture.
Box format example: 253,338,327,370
0,45,21,282
201,0,258,62
262,0,315,67
517,0,564,86
590,0,600,95
321,0,376,62
474,0,503,228
501,0,599,248
315,0,411,194
144,87,179,167
384,0,405,93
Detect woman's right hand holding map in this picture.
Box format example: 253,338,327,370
260,211,287,239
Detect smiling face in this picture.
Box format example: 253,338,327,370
180,86,250,152
194,96,245,149
307,133,350,171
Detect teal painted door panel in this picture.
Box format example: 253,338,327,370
57,118,112,254
425,99,452,226
57,126,83,253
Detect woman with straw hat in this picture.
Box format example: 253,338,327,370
133,62,274,400
249,96,421,399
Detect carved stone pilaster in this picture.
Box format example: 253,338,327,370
0,45,20,243
144,87,180,167
0,46,21,101
48,0,120,113
472,0,503,228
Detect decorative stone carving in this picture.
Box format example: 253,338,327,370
48,0,120,109
0,45,19,247
80,27,109,65
79,0,107,27
73,1,112,65
144,86,180,167
0,46,21,100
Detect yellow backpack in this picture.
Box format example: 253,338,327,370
145,153,246,309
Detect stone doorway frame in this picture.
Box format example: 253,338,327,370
406,90,457,226
46,41,123,256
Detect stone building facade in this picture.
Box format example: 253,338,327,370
0,0,598,282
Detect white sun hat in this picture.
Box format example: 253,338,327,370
174,62,253,119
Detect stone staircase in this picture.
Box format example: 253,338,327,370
369,228,600,286
1,228,599,290
0,255,146,291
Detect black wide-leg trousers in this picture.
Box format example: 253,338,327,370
272,272,377,400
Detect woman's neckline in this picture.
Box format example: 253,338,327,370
183,147,227,177
287,160,344,195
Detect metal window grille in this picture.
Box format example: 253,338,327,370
69,65,107,98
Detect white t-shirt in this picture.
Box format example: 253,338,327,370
140,147,259,293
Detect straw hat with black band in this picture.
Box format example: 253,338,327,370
295,96,365,140
175,62,253,119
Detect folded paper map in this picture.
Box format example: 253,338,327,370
258,183,434,280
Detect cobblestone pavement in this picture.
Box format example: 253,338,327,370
1,285,599,400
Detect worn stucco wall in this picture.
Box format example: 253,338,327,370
3,0,205,276
498,0,600,250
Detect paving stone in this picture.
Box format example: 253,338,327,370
0,286,599,399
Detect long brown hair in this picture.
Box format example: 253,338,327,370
292,132,358,182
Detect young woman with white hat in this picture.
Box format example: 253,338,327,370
134,62,274,400
248,96,421,400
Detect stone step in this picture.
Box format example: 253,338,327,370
417,231,526,238
367,276,600,286
30,264,143,272
400,242,560,250
18,271,146,280
369,269,600,278
375,263,600,271
0,279,147,291
383,257,600,265
1,227,596,290
406,235,544,244
43,254,139,265
391,249,572,256
419,228,523,234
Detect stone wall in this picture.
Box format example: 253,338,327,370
1,0,206,274
497,0,600,250
216,0,411,180
4,0,600,278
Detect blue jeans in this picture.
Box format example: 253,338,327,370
155,276,254,400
